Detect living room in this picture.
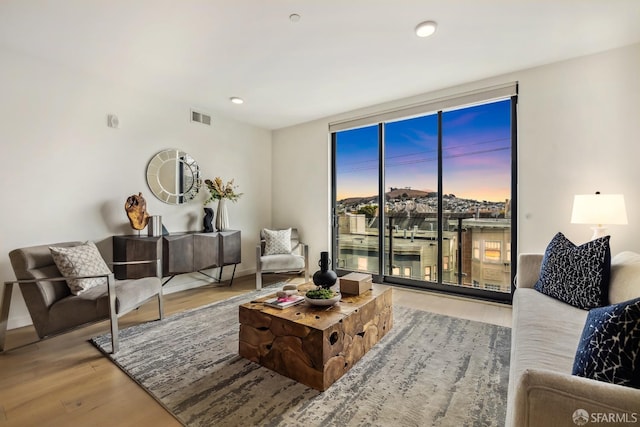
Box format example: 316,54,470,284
1,1,639,426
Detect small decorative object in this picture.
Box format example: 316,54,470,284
305,287,341,306
313,251,338,289
147,215,163,237
203,207,214,232
204,177,242,231
125,192,151,231
264,294,305,309
216,198,229,231
340,272,373,295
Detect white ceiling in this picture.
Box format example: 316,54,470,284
1,1,639,130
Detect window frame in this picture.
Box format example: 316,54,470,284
331,87,518,304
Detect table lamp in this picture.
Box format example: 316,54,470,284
570,192,628,240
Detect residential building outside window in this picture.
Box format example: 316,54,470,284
473,241,480,260
424,266,432,281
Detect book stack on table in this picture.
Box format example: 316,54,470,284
264,294,305,309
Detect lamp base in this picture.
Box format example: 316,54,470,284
590,226,608,240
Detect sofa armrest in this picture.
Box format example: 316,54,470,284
508,368,640,427
515,254,543,288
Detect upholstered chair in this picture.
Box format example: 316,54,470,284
0,241,163,354
255,228,309,290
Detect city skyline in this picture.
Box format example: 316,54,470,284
336,99,512,202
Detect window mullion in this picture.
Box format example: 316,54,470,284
437,111,443,284
378,123,385,279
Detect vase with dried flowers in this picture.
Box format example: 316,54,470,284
204,177,242,231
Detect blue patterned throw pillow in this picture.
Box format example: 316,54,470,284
572,297,640,388
534,232,611,310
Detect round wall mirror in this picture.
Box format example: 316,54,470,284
146,149,201,204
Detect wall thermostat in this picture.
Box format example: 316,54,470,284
107,114,119,128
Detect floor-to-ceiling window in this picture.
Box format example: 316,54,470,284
331,84,517,302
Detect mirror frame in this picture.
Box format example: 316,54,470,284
146,149,201,204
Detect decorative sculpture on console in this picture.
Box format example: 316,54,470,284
125,192,151,230
203,207,214,232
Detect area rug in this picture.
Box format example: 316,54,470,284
91,287,511,427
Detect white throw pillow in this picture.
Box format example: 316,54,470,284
263,228,292,255
49,241,112,295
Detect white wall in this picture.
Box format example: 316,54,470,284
271,120,332,260
272,43,640,264
0,46,272,329
516,43,640,254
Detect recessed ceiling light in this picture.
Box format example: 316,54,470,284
415,20,437,38
230,97,244,105
289,13,301,23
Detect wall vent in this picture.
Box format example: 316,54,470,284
191,109,211,126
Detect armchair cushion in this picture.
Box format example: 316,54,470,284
49,241,112,295
260,253,305,273
263,228,292,255
45,276,160,334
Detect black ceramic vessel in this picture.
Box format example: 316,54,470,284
312,251,338,289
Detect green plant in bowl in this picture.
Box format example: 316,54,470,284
305,288,336,299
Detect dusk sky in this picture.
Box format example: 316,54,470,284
336,99,512,202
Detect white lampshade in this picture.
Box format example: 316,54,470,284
571,193,628,239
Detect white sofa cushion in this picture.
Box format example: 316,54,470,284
260,254,305,273
609,251,640,304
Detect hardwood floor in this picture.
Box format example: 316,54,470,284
0,275,511,427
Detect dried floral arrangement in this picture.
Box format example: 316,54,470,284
204,177,242,205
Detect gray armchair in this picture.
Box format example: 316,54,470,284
256,228,309,290
0,241,163,354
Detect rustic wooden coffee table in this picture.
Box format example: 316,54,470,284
238,283,393,391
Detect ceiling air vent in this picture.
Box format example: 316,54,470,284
191,109,211,126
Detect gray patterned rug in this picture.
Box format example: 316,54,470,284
91,287,511,427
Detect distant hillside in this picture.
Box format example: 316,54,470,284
339,188,434,205
386,188,433,199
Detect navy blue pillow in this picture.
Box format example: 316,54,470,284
572,297,640,388
534,232,611,310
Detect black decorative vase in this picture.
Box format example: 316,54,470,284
312,251,338,289
203,207,214,232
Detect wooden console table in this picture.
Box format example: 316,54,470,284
113,230,241,285
238,283,393,391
